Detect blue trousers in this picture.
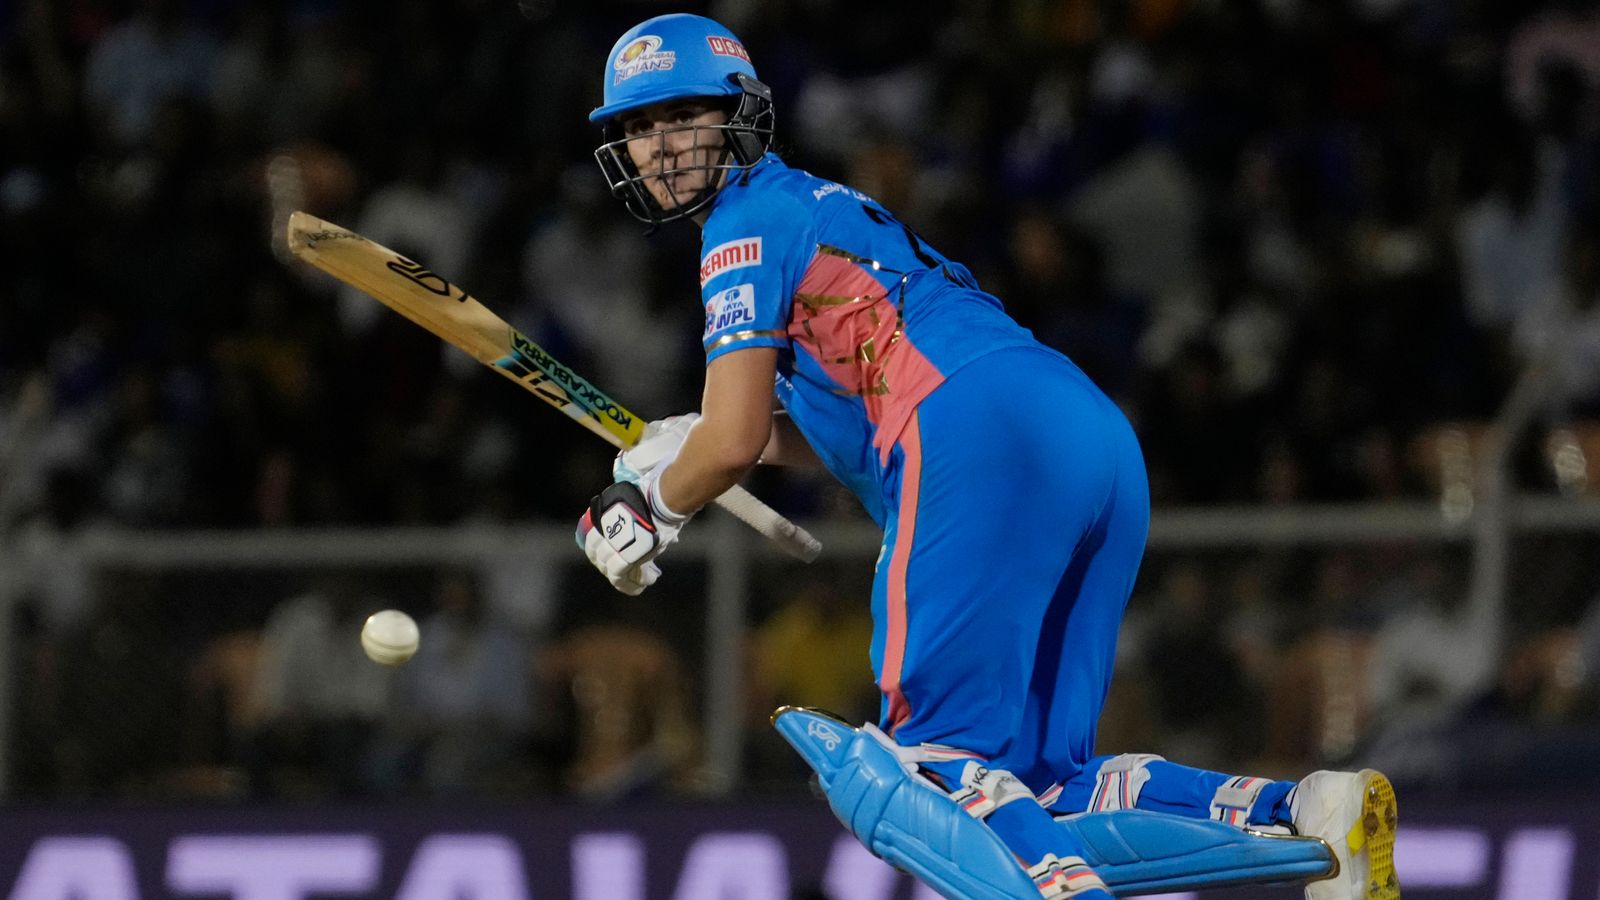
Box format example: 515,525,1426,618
871,345,1148,791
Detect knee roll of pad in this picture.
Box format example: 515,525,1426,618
772,707,1040,900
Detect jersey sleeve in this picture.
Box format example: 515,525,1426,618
698,190,813,363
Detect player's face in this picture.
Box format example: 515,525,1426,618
619,100,729,210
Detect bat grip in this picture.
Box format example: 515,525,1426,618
713,485,823,562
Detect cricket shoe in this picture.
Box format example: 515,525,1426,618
1290,769,1400,900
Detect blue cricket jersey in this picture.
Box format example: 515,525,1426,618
697,154,1038,524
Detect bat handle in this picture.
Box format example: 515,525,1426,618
713,484,823,562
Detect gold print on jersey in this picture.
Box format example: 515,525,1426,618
706,328,786,352
816,243,885,270
791,244,948,462
788,244,910,401
795,291,875,307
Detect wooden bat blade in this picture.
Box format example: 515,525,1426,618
284,211,822,562
286,211,642,448
286,211,502,363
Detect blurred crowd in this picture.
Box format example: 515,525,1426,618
5,0,1600,530
8,542,1600,802
4,0,1600,801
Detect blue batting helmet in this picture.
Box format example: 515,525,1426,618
589,14,775,226
590,14,759,123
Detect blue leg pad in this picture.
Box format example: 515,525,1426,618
774,708,1335,898
1058,810,1335,895
773,707,1041,899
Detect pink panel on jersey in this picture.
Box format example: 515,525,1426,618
788,251,946,463
881,408,922,734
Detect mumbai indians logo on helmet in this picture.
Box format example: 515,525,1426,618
614,35,675,84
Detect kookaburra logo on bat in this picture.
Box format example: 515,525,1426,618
386,257,453,297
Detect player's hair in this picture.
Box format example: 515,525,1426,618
593,73,774,227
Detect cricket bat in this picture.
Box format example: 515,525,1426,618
286,210,821,562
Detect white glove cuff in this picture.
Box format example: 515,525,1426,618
644,470,691,526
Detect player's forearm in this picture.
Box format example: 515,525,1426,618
656,347,777,514
658,418,763,513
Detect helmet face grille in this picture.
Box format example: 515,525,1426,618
592,78,774,227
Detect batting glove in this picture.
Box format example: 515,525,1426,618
614,413,700,485
575,475,690,595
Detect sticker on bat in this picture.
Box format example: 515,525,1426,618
385,257,454,297
506,332,635,431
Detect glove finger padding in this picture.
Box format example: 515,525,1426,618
622,560,662,593
582,516,662,595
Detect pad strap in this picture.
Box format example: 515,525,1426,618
1028,854,1110,899
1210,775,1270,827
1037,783,1064,809
893,738,1038,821
1089,753,1163,812
950,761,1036,820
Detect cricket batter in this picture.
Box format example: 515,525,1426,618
574,13,1398,900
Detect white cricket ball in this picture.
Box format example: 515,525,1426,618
360,609,420,666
